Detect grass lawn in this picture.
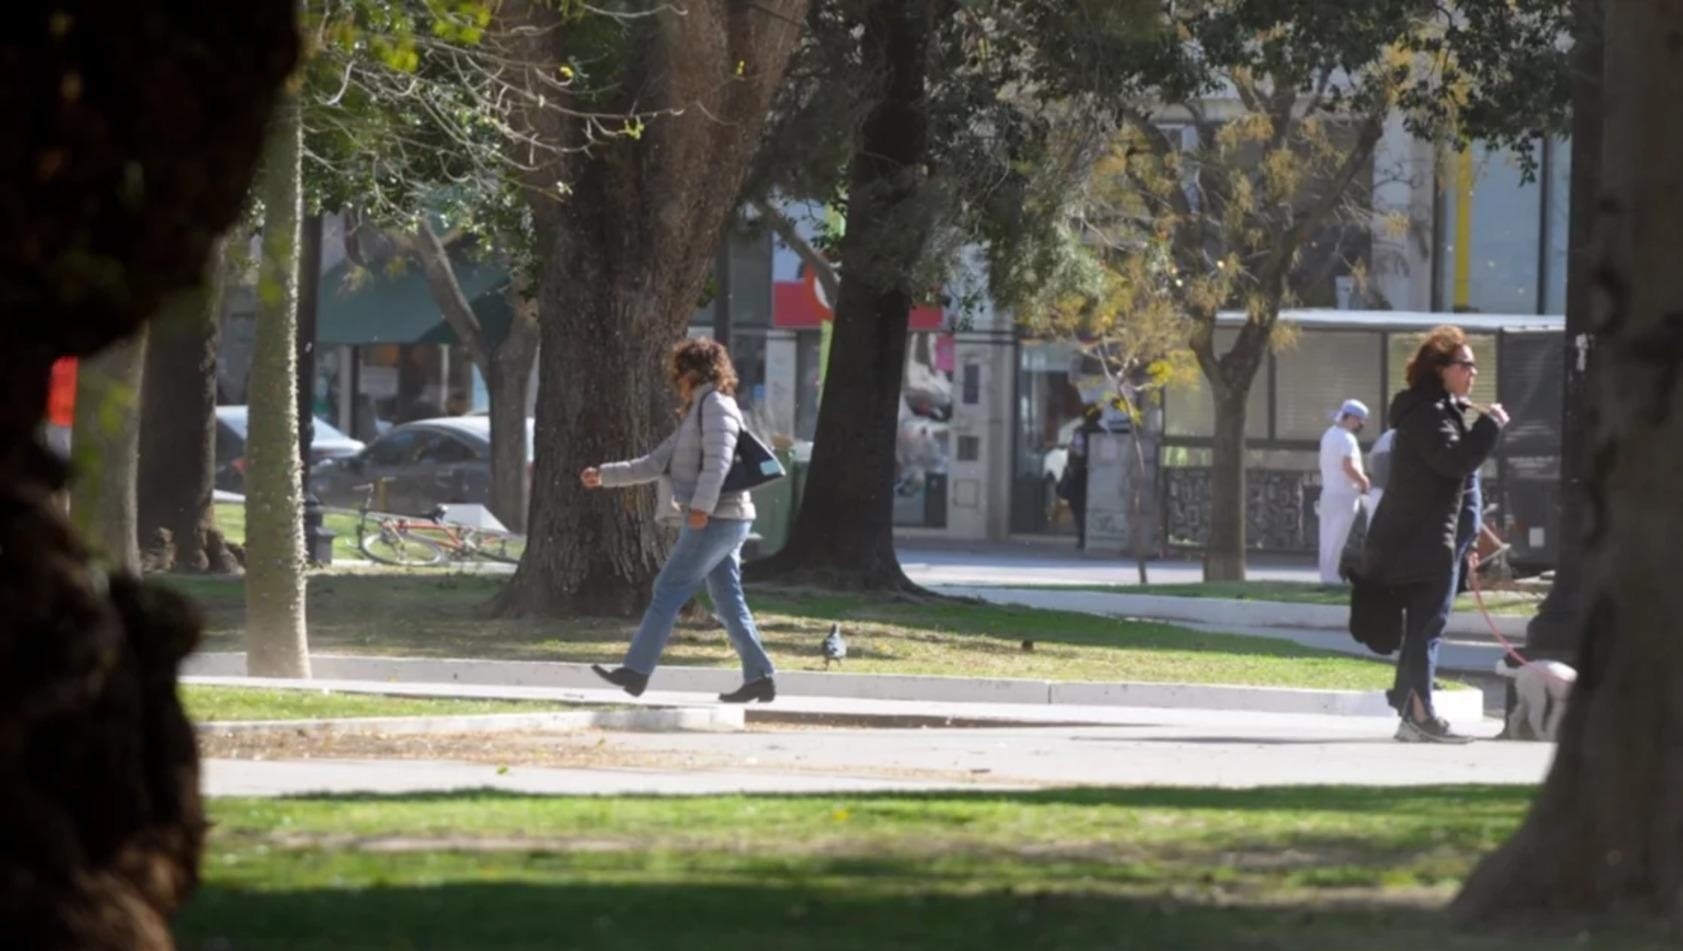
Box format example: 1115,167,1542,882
181,684,563,722
173,786,1672,950
215,501,365,563
161,573,1412,691
997,580,1544,617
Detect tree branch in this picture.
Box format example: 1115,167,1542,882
753,197,839,303
407,218,490,371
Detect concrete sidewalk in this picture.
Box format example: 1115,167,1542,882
896,538,1321,588
195,675,1548,798
184,650,1484,721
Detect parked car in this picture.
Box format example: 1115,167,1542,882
308,415,535,518
215,405,365,493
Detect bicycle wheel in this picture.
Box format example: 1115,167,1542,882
477,533,527,564
359,527,447,567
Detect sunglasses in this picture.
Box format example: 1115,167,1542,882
1449,360,1478,370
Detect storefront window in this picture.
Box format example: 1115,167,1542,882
1272,331,1383,441
1163,330,1269,440
730,330,770,427
1010,341,1090,534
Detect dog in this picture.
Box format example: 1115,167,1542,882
1493,658,1576,741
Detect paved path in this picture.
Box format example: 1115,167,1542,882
897,538,1320,588
198,679,1554,798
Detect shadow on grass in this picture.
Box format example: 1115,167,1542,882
167,572,1370,668
259,784,1533,817
172,875,1667,951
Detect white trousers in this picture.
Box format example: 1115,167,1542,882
1318,491,1363,584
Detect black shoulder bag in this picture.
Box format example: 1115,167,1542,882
695,397,786,493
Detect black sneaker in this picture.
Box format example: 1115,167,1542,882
1395,715,1473,745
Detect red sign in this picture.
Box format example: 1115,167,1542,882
772,267,944,331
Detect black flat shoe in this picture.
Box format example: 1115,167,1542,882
591,664,649,698
718,677,775,704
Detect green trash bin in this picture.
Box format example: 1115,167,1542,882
748,449,798,560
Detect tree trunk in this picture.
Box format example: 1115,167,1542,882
497,227,679,617
487,311,538,533
1204,384,1249,582
138,234,238,573
1452,0,1683,921
1523,0,1604,656
70,327,147,574
0,3,295,946
493,0,809,617
244,88,310,679
746,0,936,592
1130,418,1152,585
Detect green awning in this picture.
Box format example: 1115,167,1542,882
317,253,513,347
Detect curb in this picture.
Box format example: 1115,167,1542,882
186,676,742,734
182,653,1482,721
934,587,1532,641
197,707,742,737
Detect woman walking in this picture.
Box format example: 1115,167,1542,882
1361,325,1506,743
582,339,777,704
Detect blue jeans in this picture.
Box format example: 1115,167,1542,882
623,518,776,682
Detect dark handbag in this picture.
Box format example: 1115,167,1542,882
695,400,786,493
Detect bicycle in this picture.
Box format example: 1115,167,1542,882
353,484,526,567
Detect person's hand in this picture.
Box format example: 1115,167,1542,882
1484,403,1510,427
1358,475,1372,495
579,467,602,489
687,509,709,530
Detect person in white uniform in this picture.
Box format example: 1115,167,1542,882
1365,427,1396,517
1318,399,1371,583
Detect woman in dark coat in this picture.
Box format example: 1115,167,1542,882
1361,325,1507,743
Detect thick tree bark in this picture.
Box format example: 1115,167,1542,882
1524,0,1603,656
501,232,684,616
70,327,147,574
245,89,311,679
1452,0,1683,921
138,235,238,573
0,3,295,948
747,0,937,592
494,0,809,617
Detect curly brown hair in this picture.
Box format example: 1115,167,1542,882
669,337,739,396
1405,324,1470,388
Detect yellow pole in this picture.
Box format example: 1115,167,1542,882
1453,149,1473,310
